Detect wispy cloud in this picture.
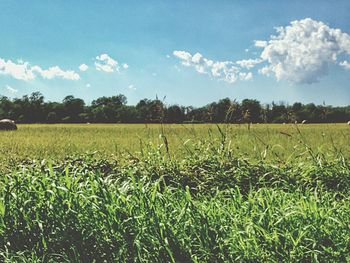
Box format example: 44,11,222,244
236,59,262,69
340,60,350,70
94,53,128,73
128,84,136,90
173,51,253,84
5,85,18,94
254,40,267,48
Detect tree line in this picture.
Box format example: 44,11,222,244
0,92,349,124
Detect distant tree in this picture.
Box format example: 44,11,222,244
62,95,85,122
241,99,262,123
0,91,348,124
90,94,127,122
136,98,165,123
165,105,184,123
271,103,288,123
29,92,45,123
47,112,58,123
209,98,230,123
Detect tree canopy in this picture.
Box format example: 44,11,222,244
0,92,350,124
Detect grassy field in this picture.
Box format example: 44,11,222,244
0,123,349,165
1,124,350,262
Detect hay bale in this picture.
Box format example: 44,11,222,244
0,119,17,130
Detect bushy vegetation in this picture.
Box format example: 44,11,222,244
1,125,350,261
1,92,350,123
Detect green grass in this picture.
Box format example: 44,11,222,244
1,124,350,262
0,123,349,166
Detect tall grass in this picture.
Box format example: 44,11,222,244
0,134,350,262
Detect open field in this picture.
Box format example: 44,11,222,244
1,124,350,262
0,123,350,166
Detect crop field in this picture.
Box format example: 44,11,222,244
1,124,350,262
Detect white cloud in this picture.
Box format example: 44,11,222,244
94,53,128,73
0,58,80,81
258,66,270,76
79,63,88,71
173,51,192,64
86,83,91,88
239,72,253,81
254,40,267,48
236,58,262,69
175,18,350,86
95,54,117,72
128,84,136,90
0,59,35,80
5,85,18,94
31,66,80,80
340,60,350,70
257,18,350,84
173,50,253,84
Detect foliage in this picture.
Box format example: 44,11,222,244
1,140,350,261
0,125,350,261
1,92,350,123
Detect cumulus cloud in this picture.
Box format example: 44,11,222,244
5,85,18,94
79,63,88,71
257,18,350,84
0,58,80,81
0,59,35,80
174,18,350,86
340,60,350,70
173,51,253,83
94,53,128,73
95,54,117,72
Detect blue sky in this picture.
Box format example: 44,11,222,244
0,0,349,106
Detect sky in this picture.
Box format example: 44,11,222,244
0,0,350,106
